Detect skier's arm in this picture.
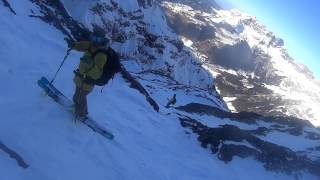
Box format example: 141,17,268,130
72,41,92,52
85,53,108,80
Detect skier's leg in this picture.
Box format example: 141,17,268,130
81,89,89,116
74,87,90,117
73,87,81,116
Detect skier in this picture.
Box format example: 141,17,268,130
165,94,177,108
67,26,110,121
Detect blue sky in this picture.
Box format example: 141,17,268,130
215,0,320,79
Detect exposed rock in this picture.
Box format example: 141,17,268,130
176,103,262,124
30,0,90,41
1,0,16,15
165,11,216,42
179,116,320,177
210,41,254,71
121,68,160,112
138,0,154,8
176,103,314,136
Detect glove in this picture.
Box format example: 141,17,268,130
74,70,95,85
64,37,75,49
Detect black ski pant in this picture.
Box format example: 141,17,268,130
73,87,90,117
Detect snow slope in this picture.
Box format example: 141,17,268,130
0,1,319,180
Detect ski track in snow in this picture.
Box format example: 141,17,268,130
0,1,318,180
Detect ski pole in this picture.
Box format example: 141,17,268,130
50,48,72,84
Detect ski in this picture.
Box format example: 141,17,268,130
37,77,114,140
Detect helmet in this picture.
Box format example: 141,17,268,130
90,26,110,47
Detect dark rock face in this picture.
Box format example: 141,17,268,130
138,0,154,8
165,12,216,42
177,103,315,136
210,41,254,71
178,111,320,177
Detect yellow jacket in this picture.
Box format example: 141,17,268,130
72,41,108,91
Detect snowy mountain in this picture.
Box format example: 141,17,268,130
0,0,320,180
160,0,320,127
